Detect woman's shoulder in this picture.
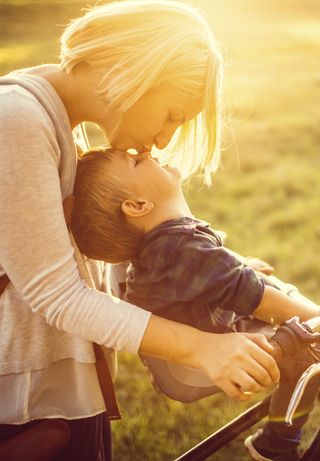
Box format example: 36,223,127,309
0,80,51,128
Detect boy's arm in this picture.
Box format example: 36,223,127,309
253,285,319,324
173,237,265,317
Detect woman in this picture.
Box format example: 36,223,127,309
0,1,278,459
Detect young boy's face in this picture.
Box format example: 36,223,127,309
108,150,182,201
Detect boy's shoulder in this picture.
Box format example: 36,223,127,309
133,217,223,268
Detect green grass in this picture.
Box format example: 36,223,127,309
1,1,320,459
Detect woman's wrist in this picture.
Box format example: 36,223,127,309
138,313,204,368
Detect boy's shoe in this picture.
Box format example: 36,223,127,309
244,428,300,461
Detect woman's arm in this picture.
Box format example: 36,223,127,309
139,314,280,400
0,88,150,353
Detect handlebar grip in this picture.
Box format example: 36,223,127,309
269,337,283,363
269,317,320,368
269,320,305,363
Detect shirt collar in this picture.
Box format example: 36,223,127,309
137,217,211,253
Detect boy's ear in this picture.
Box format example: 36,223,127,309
121,199,154,218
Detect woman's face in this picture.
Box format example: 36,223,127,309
106,84,203,153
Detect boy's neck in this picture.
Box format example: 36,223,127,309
136,191,194,234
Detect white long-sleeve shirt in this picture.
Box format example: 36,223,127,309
0,73,151,423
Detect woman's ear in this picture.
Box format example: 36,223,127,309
121,199,154,218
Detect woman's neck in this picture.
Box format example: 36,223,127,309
23,63,106,129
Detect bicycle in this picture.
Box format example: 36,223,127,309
107,264,320,460
173,315,320,461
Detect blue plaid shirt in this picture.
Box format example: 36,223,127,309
124,217,266,333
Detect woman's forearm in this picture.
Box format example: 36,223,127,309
253,285,319,324
138,314,202,368
139,313,280,401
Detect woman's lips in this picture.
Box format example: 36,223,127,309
140,144,153,153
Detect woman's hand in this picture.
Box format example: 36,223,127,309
139,315,279,401
195,331,280,401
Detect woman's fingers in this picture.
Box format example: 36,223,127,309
245,333,280,384
222,346,276,390
234,370,264,394
246,332,274,353
200,332,279,399
239,355,275,389
221,381,253,401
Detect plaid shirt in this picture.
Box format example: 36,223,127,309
124,217,265,333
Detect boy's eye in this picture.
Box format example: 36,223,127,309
128,156,137,166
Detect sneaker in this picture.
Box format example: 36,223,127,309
244,428,300,461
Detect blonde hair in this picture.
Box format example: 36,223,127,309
71,148,143,263
60,0,223,184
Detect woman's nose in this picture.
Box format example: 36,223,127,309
154,126,177,150
136,151,151,160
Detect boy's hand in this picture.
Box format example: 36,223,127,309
197,331,279,401
246,256,274,275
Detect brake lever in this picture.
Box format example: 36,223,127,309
286,362,320,426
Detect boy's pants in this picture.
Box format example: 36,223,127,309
268,349,320,439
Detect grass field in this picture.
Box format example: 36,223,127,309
1,1,320,459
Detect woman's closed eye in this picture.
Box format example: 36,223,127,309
167,111,186,124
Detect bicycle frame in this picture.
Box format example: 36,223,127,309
174,316,320,461
174,396,271,461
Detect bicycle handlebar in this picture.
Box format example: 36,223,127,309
304,316,320,334
268,316,320,426
270,316,320,359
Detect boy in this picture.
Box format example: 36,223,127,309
71,147,319,461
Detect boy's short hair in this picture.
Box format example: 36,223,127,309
71,148,143,263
